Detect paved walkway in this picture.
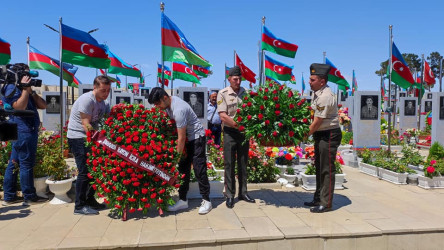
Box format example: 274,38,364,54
1,165,444,250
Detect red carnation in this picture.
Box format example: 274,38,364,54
116,137,123,143
260,105,265,110
275,104,280,109
289,131,295,137
303,118,308,123
272,131,278,137
278,122,283,128
264,88,269,93
263,96,268,100
150,193,157,199
285,154,293,161
247,102,252,107
247,115,252,120
258,133,262,138
265,120,270,125
238,126,245,132
273,96,279,101
289,104,295,109
237,116,242,122
275,110,281,116
427,166,435,174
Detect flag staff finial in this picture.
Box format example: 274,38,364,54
160,2,165,12
262,16,266,25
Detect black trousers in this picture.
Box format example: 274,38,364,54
68,138,96,210
223,127,249,198
178,136,210,201
313,128,342,207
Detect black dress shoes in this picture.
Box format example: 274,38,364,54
303,200,320,207
310,205,332,213
238,194,255,203
226,198,234,208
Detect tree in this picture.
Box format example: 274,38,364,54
427,51,442,78
375,60,389,78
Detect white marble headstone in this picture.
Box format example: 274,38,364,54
42,91,67,133
398,97,418,135
432,93,444,146
352,91,381,149
420,98,433,130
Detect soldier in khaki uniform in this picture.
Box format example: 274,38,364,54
217,66,255,208
304,63,342,213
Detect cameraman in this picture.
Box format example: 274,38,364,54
1,63,47,206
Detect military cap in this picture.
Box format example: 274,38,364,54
228,66,242,76
310,63,331,77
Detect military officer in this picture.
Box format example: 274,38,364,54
217,66,255,208
304,63,342,213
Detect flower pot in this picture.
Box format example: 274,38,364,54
187,180,224,199
359,162,379,177
338,145,352,151
34,176,48,199
301,173,316,191
417,176,444,189
214,168,225,180
378,168,408,184
46,177,75,204
275,164,289,177
335,174,346,190
341,150,354,167
283,173,298,184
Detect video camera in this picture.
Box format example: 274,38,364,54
0,108,35,141
0,63,42,89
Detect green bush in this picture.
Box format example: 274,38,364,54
427,142,444,162
341,131,353,145
304,164,316,175
400,144,424,166
358,148,373,164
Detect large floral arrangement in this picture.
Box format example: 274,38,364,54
86,104,182,218
338,107,351,126
235,82,311,146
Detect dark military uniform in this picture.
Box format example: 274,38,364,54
311,85,341,208
309,64,342,211
217,86,249,199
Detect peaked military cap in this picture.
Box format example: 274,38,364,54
310,63,331,77
228,66,242,76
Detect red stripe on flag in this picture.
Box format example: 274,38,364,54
161,28,183,49
29,52,55,65
328,67,345,79
262,33,298,52
0,41,10,55
62,36,108,58
173,63,199,78
192,65,209,74
391,55,415,84
264,60,292,75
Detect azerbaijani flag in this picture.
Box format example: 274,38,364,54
0,38,11,64
107,49,141,77
264,55,293,81
290,74,296,84
351,70,358,95
116,75,121,88
301,74,306,95
158,77,169,87
388,42,415,89
157,63,172,80
98,68,118,82
172,62,200,84
325,58,350,91
192,65,210,78
61,23,110,69
161,13,211,67
261,26,298,58
225,66,230,79
265,75,280,85
29,46,79,86
235,53,256,83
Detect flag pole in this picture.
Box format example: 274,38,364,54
419,54,424,131
301,72,304,96
26,37,30,66
259,16,265,86
171,62,174,94
160,2,165,89
439,56,443,92
233,50,236,66
58,17,64,154
387,25,393,153
224,63,227,88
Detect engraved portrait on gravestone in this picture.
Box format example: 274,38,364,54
404,100,416,116
360,95,378,120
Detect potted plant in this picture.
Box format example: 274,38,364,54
418,159,444,189
400,144,424,173
301,153,346,190
283,166,297,184
248,140,279,183
44,150,76,204
235,81,311,147
358,148,379,177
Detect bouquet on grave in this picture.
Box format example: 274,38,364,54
86,103,183,218
235,82,311,146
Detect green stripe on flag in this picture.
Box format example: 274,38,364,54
0,53,10,65
108,66,140,77
62,50,111,69
265,68,291,81
162,46,211,67
328,75,350,89
29,61,74,84
261,42,296,58
173,71,200,84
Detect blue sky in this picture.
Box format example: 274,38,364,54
1,0,443,93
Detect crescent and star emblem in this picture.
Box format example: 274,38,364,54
392,60,403,72
80,43,95,56
272,39,281,47
49,59,59,68
164,70,170,75
334,69,342,78
185,67,193,74
273,65,282,73
429,69,434,78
